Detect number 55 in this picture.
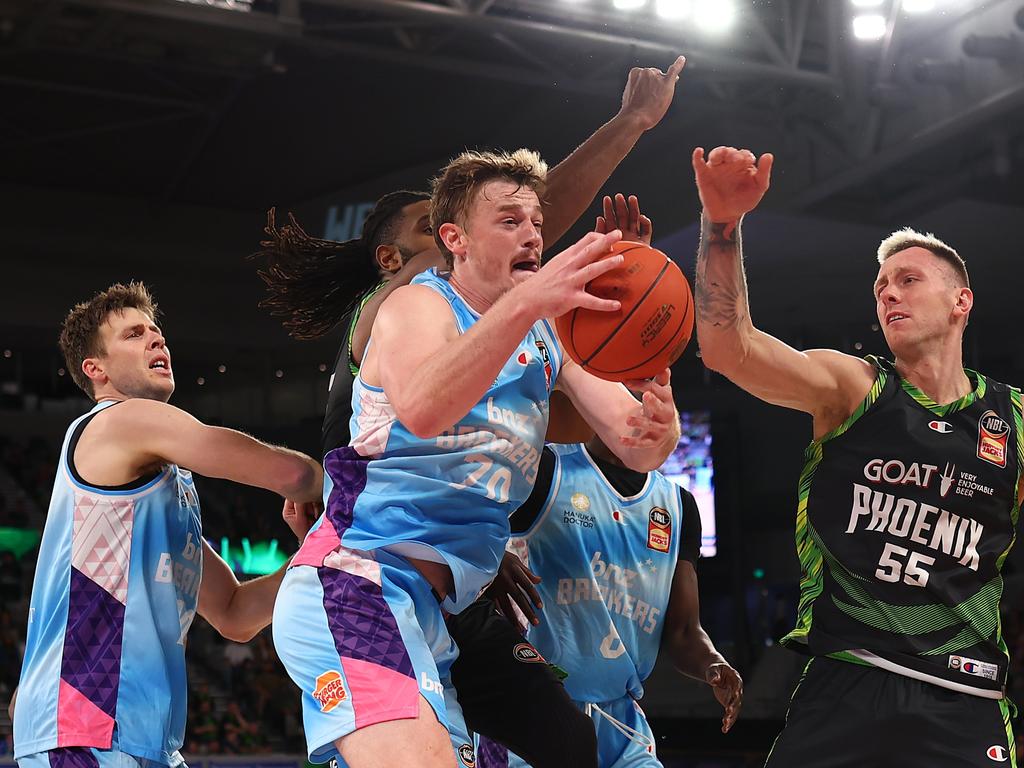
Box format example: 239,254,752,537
875,543,935,588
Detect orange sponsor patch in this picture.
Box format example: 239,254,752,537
312,670,348,712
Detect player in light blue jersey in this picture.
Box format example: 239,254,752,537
484,435,742,768
14,282,324,768
273,149,682,768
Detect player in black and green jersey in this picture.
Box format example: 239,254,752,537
691,145,1019,767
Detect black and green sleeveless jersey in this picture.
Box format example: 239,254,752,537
321,282,386,456
781,356,1022,698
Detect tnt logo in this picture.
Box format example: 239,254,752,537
312,671,348,712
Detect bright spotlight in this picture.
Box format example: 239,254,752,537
902,0,935,12
613,0,647,9
850,0,883,7
852,14,887,40
694,0,735,33
655,0,691,20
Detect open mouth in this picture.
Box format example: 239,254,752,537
149,357,171,373
886,312,909,326
512,259,539,273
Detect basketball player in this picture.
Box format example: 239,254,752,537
691,146,1019,766
271,149,681,768
253,57,684,768
13,282,324,768
254,54,685,450
477,432,742,768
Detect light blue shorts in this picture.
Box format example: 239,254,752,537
272,546,472,766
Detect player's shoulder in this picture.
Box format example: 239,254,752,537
378,282,451,319
88,398,189,436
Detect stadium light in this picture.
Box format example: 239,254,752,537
613,0,648,10
902,0,936,12
852,14,887,41
655,0,691,20
694,0,735,33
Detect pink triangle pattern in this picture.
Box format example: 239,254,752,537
72,493,134,605
292,518,341,568
56,678,114,748
341,656,419,730
322,546,381,587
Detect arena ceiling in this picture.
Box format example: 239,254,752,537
2,0,1023,216
2,0,1024,406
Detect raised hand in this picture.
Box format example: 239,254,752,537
596,194,653,246
620,369,677,448
619,55,687,132
692,146,773,225
526,229,624,319
706,662,744,734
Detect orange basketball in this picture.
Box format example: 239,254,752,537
555,241,694,382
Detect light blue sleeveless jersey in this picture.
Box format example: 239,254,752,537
509,444,683,702
15,400,203,765
332,268,562,613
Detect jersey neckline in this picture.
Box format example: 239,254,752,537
896,366,985,417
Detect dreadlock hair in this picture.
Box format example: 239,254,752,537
251,190,430,340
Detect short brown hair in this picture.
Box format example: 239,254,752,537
877,228,969,288
59,281,159,399
430,148,548,268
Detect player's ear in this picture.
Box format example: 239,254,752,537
954,286,973,321
375,244,403,274
82,357,107,389
438,222,468,261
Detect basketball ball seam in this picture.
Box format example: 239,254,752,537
587,281,692,374
566,243,647,362
580,257,671,367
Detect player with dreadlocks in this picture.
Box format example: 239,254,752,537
251,57,685,768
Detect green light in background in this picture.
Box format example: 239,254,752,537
218,536,288,575
752,568,765,580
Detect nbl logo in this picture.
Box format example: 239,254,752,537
513,643,545,663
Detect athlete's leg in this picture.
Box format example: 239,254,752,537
448,598,597,768
335,696,455,768
273,549,458,767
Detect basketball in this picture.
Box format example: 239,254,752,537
556,240,694,382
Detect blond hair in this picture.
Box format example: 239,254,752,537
430,148,548,268
877,228,969,288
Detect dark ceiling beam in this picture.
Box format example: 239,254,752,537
0,74,207,111
307,0,840,89
788,80,1024,210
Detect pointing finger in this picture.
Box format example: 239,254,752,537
666,54,686,79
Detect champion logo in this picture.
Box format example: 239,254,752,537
928,420,953,434
987,745,1008,762
611,508,626,524
517,350,530,365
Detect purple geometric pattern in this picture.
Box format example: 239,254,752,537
48,747,100,768
476,736,510,768
318,565,414,679
60,566,124,718
323,446,370,537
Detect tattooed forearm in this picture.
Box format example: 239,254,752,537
695,214,749,330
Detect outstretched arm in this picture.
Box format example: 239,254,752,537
692,146,874,437
198,500,318,642
541,56,686,246
662,560,743,733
